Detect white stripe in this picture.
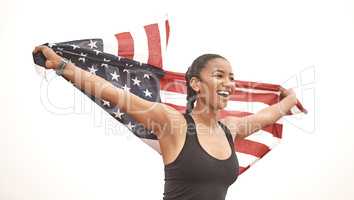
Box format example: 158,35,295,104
236,87,280,95
131,26,149,64
160,90,271,113
160,90,186,105
235,152,260,167
102,34,118,56
245,130,281,149
158,20,167,67
225,99,270,114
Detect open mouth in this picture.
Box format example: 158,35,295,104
217,90,230,98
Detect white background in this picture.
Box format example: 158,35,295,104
1,0,354,199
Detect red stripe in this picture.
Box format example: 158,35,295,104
231,90,279,105
145,23,162,68
296,100,307,114
263,123,282,138
236,80,280,92
160,71,187,94
165,20,170,46
239,166,249,175
235,139,270,157
164,103,282,138
115,32,134,59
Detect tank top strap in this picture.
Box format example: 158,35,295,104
217,121,235,151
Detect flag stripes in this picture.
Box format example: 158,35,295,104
112,19,170,68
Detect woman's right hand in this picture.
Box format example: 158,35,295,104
33,45,63,70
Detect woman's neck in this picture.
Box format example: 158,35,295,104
191,100,220,129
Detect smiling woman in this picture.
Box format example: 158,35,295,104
163,54,239,200
32,46,298,200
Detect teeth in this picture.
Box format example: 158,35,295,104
217,91,230,97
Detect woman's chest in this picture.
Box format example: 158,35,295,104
181,147,239,185
178,134,239,184
195,127,232,160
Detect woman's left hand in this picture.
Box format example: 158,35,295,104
280,87,296,99
33,45,63,70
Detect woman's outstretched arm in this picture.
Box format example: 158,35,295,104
221,88,298,140
33,45,182,139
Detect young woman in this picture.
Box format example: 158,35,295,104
33,46,297,200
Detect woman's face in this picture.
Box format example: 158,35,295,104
193,58,235,112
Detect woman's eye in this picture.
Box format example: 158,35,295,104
214,74,223,78
230,77,234,81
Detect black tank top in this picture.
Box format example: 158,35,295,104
163,113,239,200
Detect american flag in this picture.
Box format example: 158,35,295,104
33,20,306,175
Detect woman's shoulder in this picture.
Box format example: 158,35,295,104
219,116,241,142
158,111,188,165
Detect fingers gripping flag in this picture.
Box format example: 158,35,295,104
34,21,306,176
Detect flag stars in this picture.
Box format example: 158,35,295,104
88,40,98,49
143,88,152,98
110,70,120,81
93,49,101,55
102,99,110,107
127,121,135,130
78,57,86,63
132,76,141,86
113,109,124,119
88,65,98,74
79,52,87,62
143,74,150,79
122,84,130,92
70,44,80,50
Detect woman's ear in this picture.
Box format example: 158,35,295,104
190,77,201,93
